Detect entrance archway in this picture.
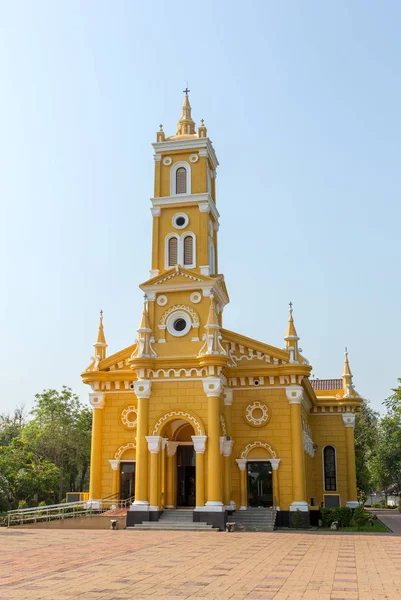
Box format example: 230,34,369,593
247,461,273,507
163,419,196,508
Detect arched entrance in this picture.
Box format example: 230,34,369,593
163,419,196,508
237,441,281,510
247,462,273,507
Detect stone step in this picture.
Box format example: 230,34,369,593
131,525,219,532
135,522,213,528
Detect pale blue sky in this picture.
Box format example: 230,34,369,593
1,1,400,414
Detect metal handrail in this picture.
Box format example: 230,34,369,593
6,495,135,527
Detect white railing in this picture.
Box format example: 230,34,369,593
7,495,134,527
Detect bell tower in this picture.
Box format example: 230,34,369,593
138,91,229,354
149,90,220,279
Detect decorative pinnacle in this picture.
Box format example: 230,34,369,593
159,124,163,131
200,119,204,126
100,309,103,319
183,85,190,96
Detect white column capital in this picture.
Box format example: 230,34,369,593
342,414,356,428
222,439,234,457
191,435,207,454
219,436,226,454
285,386,303,404
89,393,105,409
151,207,161,217
224,389,233,406
202,377,223,398
145,435,162,454
269,458,281,471
133,380,152,399
109,459,120,471
236,458,247,471
166,441,179,457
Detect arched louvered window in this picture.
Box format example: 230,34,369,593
168,237,178,266
323,446,337,491
176,167,187,194
183,235,193,266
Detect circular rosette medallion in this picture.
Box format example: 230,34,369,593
121,406,138,429
245,401,269,427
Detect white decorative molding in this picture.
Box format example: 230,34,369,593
109,459,120,471
199,265,211,276
121,406,138,429
202,377,223,398
285,386,304,404
189,153,199,163
198,203,210,213
240,441,276,459
269,458,281,471
166,310,192,338
152,137,218,170
157,294,168,306
152,410,204,435
149,367,208,378
191,435,207,454
245,401,269,427
342,414,356,428
114,442,136,460
222,439,234,457
159,304,199,328
133,380,152,399
224,389,233,406
162,156,172,166
172,212,189,229
154,154,162,162
151,192,220,223
149,269,160,278
151,207,161,217
236,458,247,471
166,441,179,457
155,270,202,285
89,393,105,409
145,435,162,454
290,501,309,512
190,291,202,304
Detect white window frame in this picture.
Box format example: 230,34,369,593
170,161,191,196
322,445,337,493
166,310,192,338
165,232,196,270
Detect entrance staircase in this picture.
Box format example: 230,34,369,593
231,508,277,532
130,509,218,532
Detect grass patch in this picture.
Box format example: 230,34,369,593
319,521,389,533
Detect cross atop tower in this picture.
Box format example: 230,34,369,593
183,86,190,96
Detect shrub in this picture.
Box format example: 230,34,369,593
291,509,304,528
320,507,352,528
38,501,47,507
353,505,367,531
18,500,28,510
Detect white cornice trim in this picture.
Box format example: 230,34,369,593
140,278,229,308
150,193,220,221
152,138,219,170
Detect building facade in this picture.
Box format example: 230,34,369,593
82,94,362,529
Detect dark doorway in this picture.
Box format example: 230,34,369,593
120,462,135,500
247,461,273,507
176,445,195,507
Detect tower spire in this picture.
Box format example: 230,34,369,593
131,295,157,359
284,302,300,363
198,292,226,356
177,88,196,136
94,310,107,361
342,347,353,397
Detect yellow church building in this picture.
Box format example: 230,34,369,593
82,93,362,530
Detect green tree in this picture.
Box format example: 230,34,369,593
354,399,379,492
384,379,401,413
0,406,26,446
22,387,92,501
371,410,401,502
0,439,59,509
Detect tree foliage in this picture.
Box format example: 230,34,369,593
354,399,379,492
0,387,91,509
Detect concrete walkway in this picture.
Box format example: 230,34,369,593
2,528,401,599
369,509,401,534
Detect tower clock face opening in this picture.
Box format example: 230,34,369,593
173,318,186,332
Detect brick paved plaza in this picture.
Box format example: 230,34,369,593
2,529,401,600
